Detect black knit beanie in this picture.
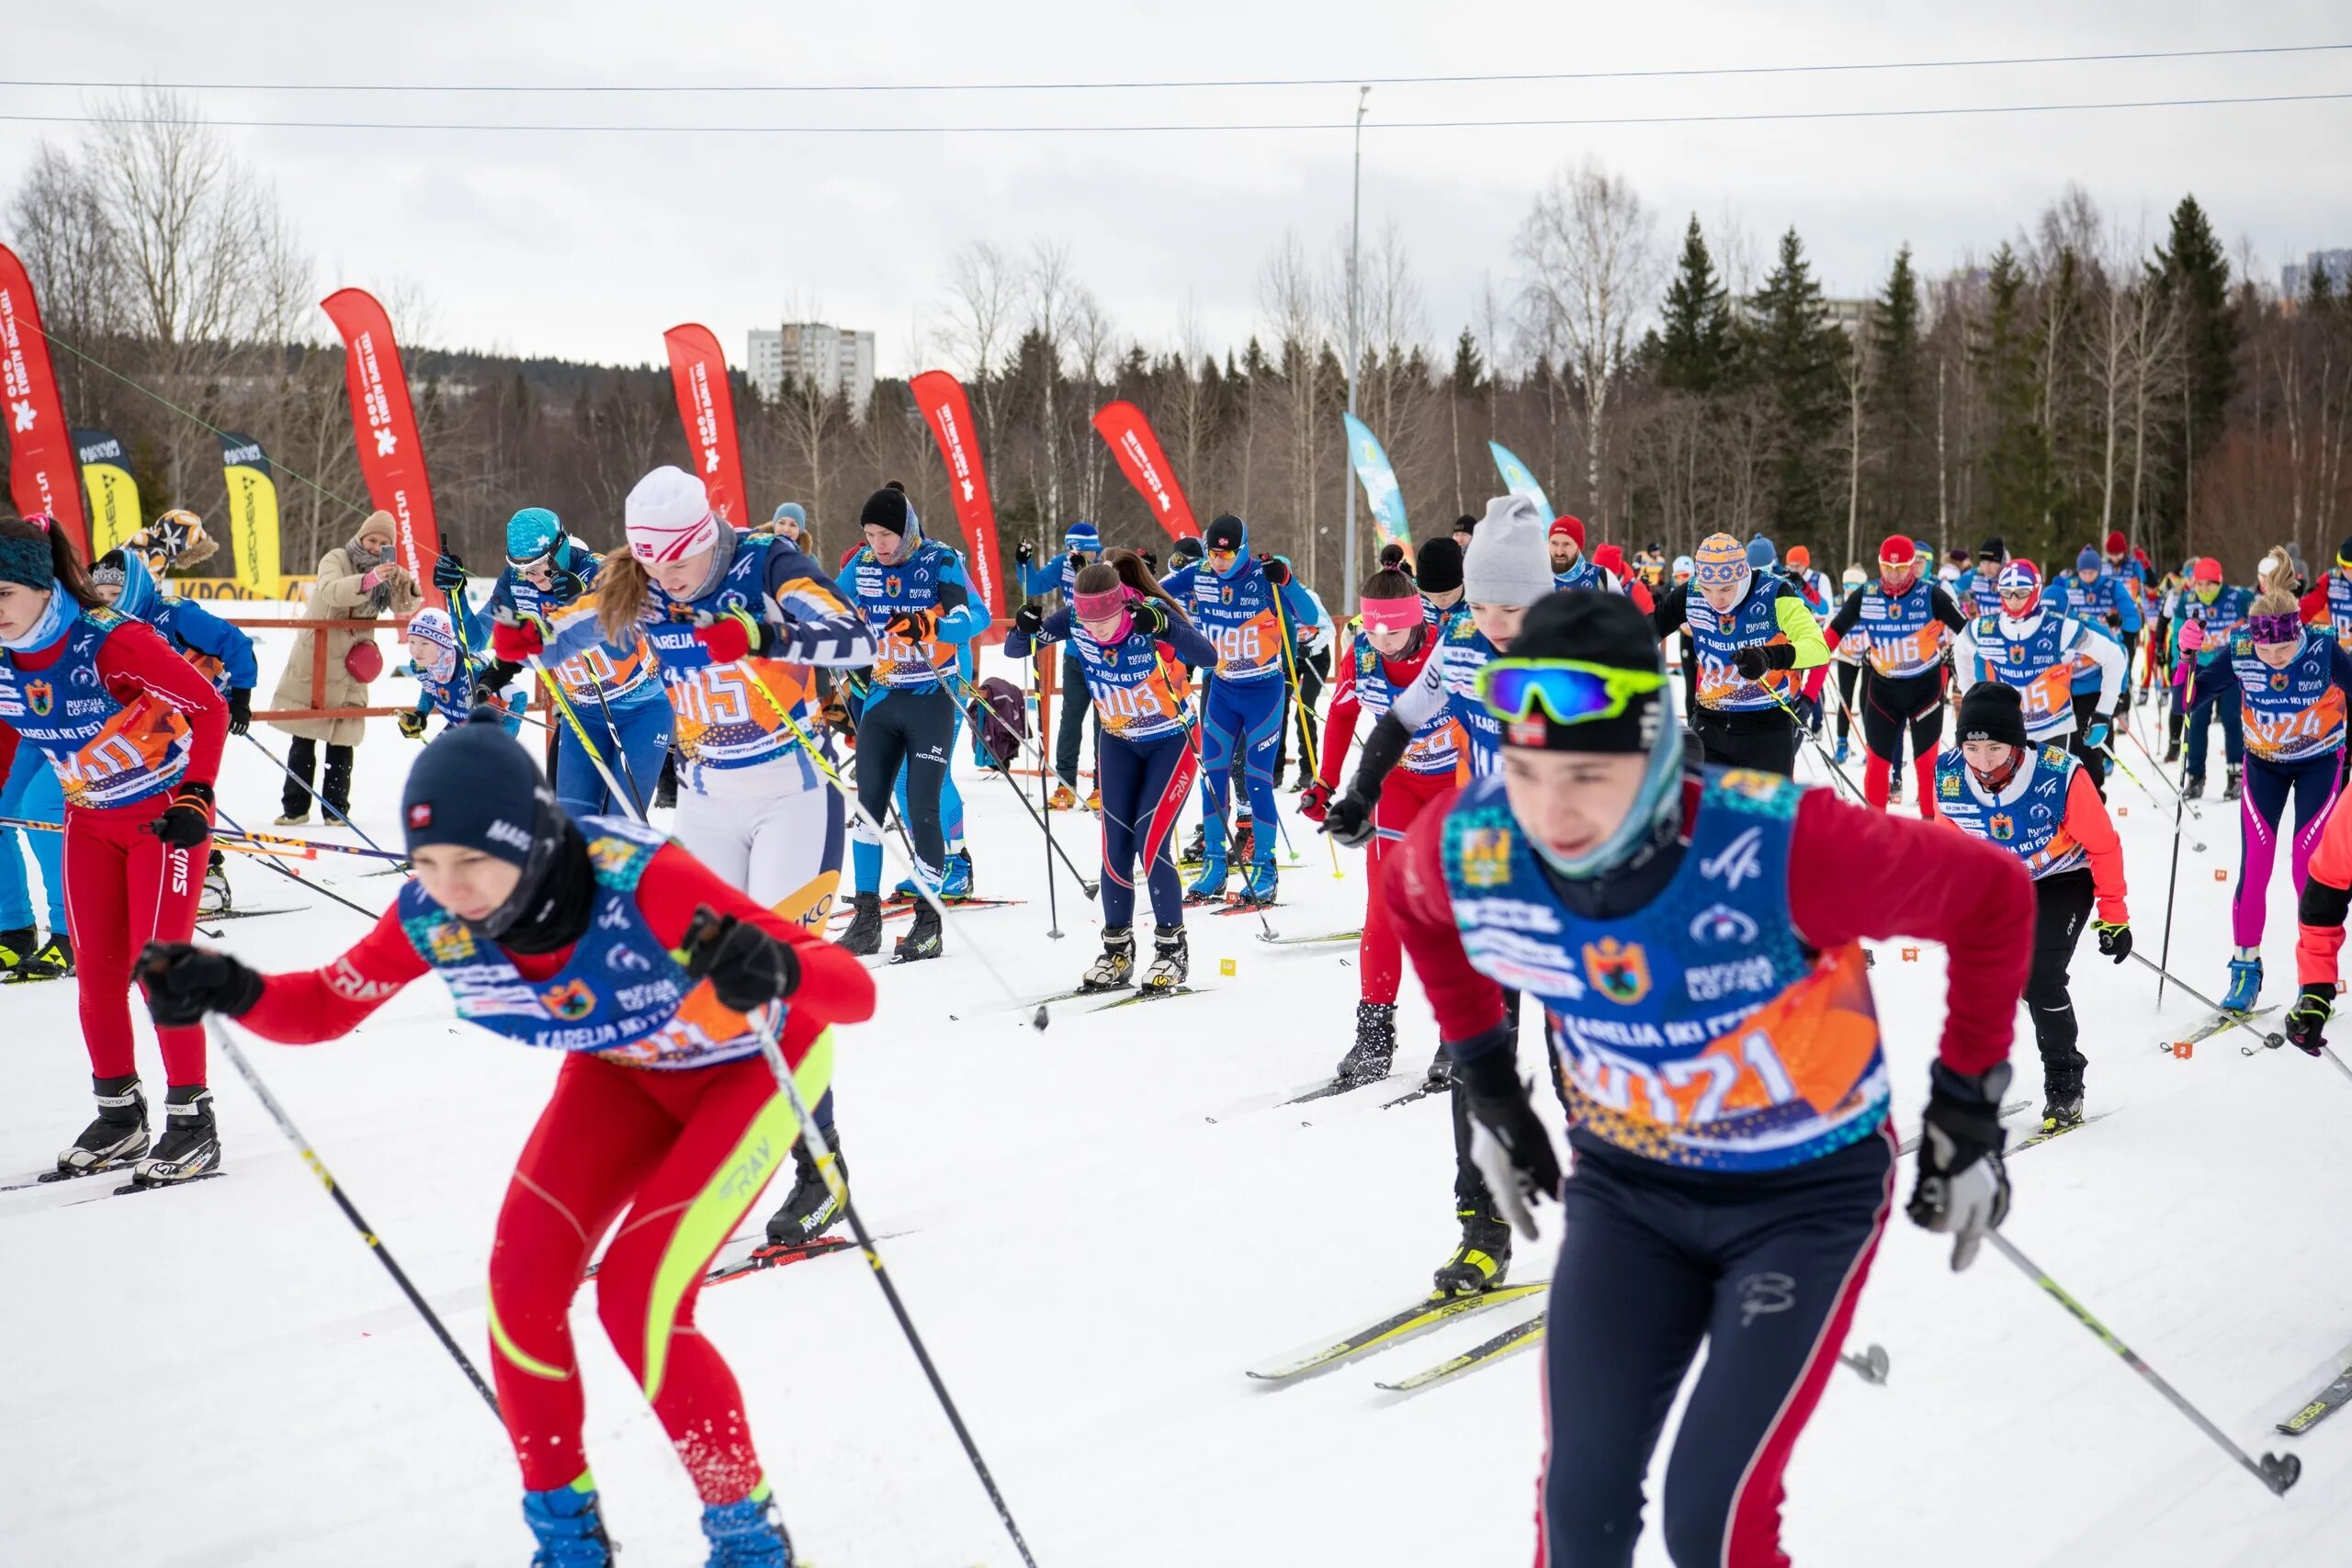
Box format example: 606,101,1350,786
860,479,912,536
1414,536,1464,594
1956,681,2030,750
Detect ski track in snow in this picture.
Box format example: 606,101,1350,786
3,623,2348,1564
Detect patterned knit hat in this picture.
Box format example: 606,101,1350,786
1692,533,1748,590
1996,559,2042,615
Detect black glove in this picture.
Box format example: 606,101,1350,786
431,551,468,593
1015,540,1034,566
1453,1029,1564,1237
2287,984,2335,1056
545,567,585,608
1261,554,1292,585
2094,919,2132,964
1906,1061,2013,1270
887,608,936,642
1323,789,1377,848
1132,599,1170,638
150,781,215,852
135,941,264,1027
1012,603,1046,639
679,908,803,1012
226,687,252,737
1735,646,1770,680
473,660,524,705
396,709,428,740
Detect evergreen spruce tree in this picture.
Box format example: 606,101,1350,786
1977,243,2056,550
1450,327,1487,396
1657,215,1733,395
1866,244,1928,540
1750,226,1840,537
2154,196,2235,538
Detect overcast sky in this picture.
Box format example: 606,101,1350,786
6,1,2349,379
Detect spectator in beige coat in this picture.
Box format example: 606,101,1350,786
268,510,421,824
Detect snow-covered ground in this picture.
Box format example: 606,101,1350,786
5,616,2351,1566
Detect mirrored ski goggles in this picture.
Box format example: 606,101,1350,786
1479,659,1668,728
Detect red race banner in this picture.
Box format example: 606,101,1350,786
1091,400,1199,540
0,243,89,555
320,287,443,601
662,323,747,525
910,368,1002,618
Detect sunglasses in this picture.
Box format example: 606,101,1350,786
1205,546,1238,559
1479,659,1668,727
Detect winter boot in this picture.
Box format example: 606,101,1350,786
2041,1062,2085,1132
1234,845,1278,907
1079,927,1136,993
1178,824,1207,868
1143,924,1189,993
1433,1197,1514,1296
521,1478,615,1568
700,1490,794,1568
1048,782,1079,811
764,1135,846,1247
1334,1000,1397,1085
835,892,884,956
2222,948,2263,1015
58,1075,148,1176
2184,771,2205,799
135,1085,220,1185
891,900,943,963
940,848,975,901
273,810,310,827
2223,762,2243,802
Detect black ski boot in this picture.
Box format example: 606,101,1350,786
1178,824,1206,868
10,931,72,983
135,1085,220,1185
891,901,943,963
835,892,884,956
764,1134,846,1247
1433,1197,1513,1296
1334,1001,1397,1085
1079,927,1136,993
1143,924,1189,993
2183,772,2205,800
1421,1043,1453,1092
2222,763,2243,802
2041,1063,2085,1132
653,749,680,811
59,1075,148,1176
0,926,34,973
1230,818,1256,867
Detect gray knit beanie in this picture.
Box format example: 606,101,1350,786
1461,494,1555,607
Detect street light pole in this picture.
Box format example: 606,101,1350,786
1344,85,1368,610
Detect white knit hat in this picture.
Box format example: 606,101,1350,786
1461,494,1554,607
626,465,718,564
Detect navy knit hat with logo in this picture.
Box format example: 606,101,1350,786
401,722,553,868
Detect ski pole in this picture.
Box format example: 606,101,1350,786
584,679,650,818
214,805,387,923
1269,586,1344,880
707,963,1039,1568
0,815,371,865
2099,742,2206,852
1037,654,1061,938
1768,684,1868,806
200,1015,503,1423
2124,952,2287,1050
2125,727,2203,821
1986,1231,2300,1497
953,671,1098,898
239,732,395,855
523,655,644,825
2154,772,2188,1010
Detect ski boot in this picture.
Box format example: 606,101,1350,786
891,900,943,963
765,1135,846,1247
700,1489,794,1568
58,1075,148,1176
835,892,884,956
1886,769,1905,805
1079,928,1136,993
2222,763,2243,802
1083,785,1102,814
1433,1197,1514,1297
521,1478,615,1568
15,931,72,981
1232,847,1278,908
1142,924,1189,993
1420,1043,1453,1093
888,872,918,904
2041,1063,2085,1132
1185,819,1229,902
135,1086,220,1185
2184,771,2205,800
2222,948,2262,1015
1178,824,1206,868
200,851,232,918
1334,1001,1397,1085
1048,782,1079,811
940,848,975,902
654,752,680,811
1230,817,1257,867
0,926,35,974
1833,734,1849,764
2164,734,2182,765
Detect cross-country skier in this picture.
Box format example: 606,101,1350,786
1827,564,1867,762
1014,519,1102,811
134,722,874,1568
1390,589,2030,1566
1182,513,1319,907
0,512,228,1182
1647,532,1829,775
2168,557,2254,799
451,507,673,819
2217,550,2352,1014
1299,565,1465,1084
1952,536,2008,617
1938,681,2131,1127
1825,535,1972,814
1951,559,2127,792
1008,551,1216,994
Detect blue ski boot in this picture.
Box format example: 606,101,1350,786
2222,949,2262,1015
701,1488,793,1568
522,1478,614,1568
940,847,975,901
1185,818,1228,901
1833,734,1849,764
1235,845,1278,907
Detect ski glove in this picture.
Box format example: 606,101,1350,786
490,610,548,664
2286,984,2335,1056
226,687,252,737
136,941,264,1027
1131,599,1170,639
1014,540,1034,567
1322,790,1377,848
1453,1029,1563,1240
887,609,936,643
1298,781,1333,824
1906,1060,2014,1271
150,782,215,852
692,605,761,666
396,709,428,740
2085,720,2110,749
1012,603,1046,639
677,907,802,1012
2094,919,2132,964
2178,619,2207,653
431,550,468,593
1261,555,1292,585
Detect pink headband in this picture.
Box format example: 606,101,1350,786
1073,586,1130,622
629,506,718,565
1360,596,1424,635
